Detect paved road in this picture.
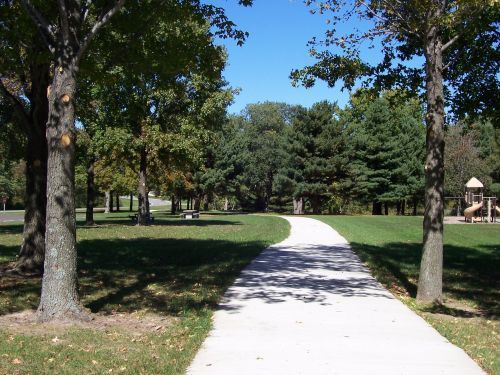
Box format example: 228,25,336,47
188,216,483,375
0,214,24,222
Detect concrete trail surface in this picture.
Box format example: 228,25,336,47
187,216,484,375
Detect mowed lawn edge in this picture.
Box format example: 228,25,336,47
0,213,290,375
316,215,499,374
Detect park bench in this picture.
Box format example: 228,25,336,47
180,210,200,219
129,213,155,224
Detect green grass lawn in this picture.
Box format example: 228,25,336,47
0,212,289,374
317,215,499,374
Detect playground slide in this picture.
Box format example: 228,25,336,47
464,202,483,220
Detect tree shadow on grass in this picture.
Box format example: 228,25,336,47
79,237,271,315
0,224,23,235
350,241,499,317
76,218,243,228
0,236,272,317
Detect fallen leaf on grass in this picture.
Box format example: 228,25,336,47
11,358,22,365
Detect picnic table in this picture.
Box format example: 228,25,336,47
180,210,200,219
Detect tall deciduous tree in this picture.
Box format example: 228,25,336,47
20,0,125,322
0,3,51,274
292,0,498,302
82,0,239,224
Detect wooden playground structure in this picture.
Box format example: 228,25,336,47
462,177,498,223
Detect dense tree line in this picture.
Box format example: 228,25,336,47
188,92,427,215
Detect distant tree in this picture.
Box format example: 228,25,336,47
346,92,425,215
292,0,498,302
275,101,348,214
241,102,292,210
444,124,492,197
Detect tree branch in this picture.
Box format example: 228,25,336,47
58,0,70,41
20,0,56,54
441,33,460,52
81,0,92,24
0,78,31,133
76,0,126,64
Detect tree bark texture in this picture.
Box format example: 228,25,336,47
37,64,87,322
194,196,201,211
109,191,114,212
171,195,177,214
105,191,111,213
14,62,49,275
293,197,304,215
115,193,120,212
137,147,150,225
85,158,95,225
417,9,445,303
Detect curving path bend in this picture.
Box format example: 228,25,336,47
187,216,484,375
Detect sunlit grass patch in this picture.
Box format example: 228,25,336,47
0,213,289,374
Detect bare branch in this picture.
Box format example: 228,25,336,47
441,33,460,52
357,0,419,39
76,0,126,63
20,0,56,53
58,0,70,40
81,0,92,24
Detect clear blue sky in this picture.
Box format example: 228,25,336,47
214,0,349,114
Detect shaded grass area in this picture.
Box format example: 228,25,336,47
0,213,289,374
317,216,499,373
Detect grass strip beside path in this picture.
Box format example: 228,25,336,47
317,215,499,374
0,213,289,374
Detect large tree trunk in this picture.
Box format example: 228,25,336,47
417,14,445,303
37,64,88,322
129,193,133,212
384,202,389,216
171,195,177,214
293,197,304,215
85,158,95,226
13,62,49,275
137,147,150,225
194,196,201,211
109,191,114,213
115,192,120,212
203,194,210,211
104,191,111,213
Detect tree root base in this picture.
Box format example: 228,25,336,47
36,305,93,324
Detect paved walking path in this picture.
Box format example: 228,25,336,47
187,217,484,375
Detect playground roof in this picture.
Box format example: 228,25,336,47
465,177,483,188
